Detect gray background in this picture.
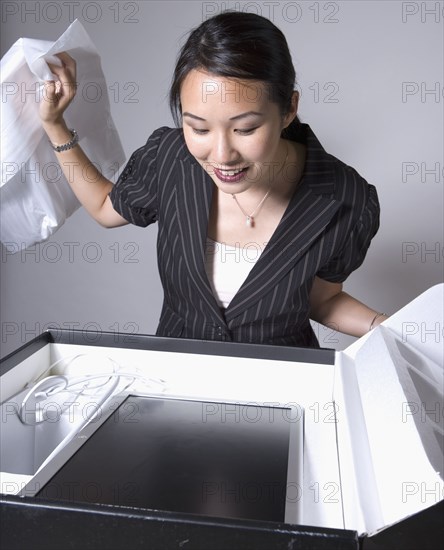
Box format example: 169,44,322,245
1,0,443,358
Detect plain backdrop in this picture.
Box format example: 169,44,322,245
1,0,443,357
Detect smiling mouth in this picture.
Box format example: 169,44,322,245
213,166,249,183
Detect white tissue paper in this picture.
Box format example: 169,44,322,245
0,19,125,250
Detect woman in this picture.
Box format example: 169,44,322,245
39,11,387,347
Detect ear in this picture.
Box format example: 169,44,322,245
282,91,299,129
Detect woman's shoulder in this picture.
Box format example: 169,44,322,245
299,124,375,202
327,154,380,225
121,127,190,177
142,126,189,159
329,153,372,189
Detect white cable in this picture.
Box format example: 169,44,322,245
18,354,167,425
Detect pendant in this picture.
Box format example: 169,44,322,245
246,216,254,228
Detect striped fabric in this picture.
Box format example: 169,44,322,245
109,123,380,348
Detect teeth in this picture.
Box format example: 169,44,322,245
220,168,244,176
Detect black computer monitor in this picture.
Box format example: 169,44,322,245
20,393,304,523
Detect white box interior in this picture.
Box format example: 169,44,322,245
1,283,442,537
0,342,342,529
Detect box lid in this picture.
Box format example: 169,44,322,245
336,284,444,536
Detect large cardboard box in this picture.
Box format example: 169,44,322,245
1,284,442,549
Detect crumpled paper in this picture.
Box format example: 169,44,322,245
0,19,125,250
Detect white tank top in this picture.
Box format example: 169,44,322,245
204,237,264,309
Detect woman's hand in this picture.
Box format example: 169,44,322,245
39,52,77,126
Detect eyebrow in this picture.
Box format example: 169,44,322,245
182,111,264,122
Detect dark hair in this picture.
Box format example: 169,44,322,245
169,11,300,134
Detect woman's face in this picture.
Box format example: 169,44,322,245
180,69,297,195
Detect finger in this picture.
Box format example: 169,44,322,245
54,51,75,65
54,52,76,75
47,60,75,80
42,80,58,103
47,53,76,82
42,78,76,107
45,63,77,98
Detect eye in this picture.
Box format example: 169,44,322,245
191,128,209,135
235,127,259,135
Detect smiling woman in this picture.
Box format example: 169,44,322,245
38,11,388,347
180,70,300,236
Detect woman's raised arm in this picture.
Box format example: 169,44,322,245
39,52,128,228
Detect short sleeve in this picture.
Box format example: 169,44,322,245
317,183,380,283
109,126,168,227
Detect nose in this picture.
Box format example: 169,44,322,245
211,132,240,167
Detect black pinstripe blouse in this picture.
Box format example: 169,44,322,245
109,123,380,348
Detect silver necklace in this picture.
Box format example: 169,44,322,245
231,141,289,228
